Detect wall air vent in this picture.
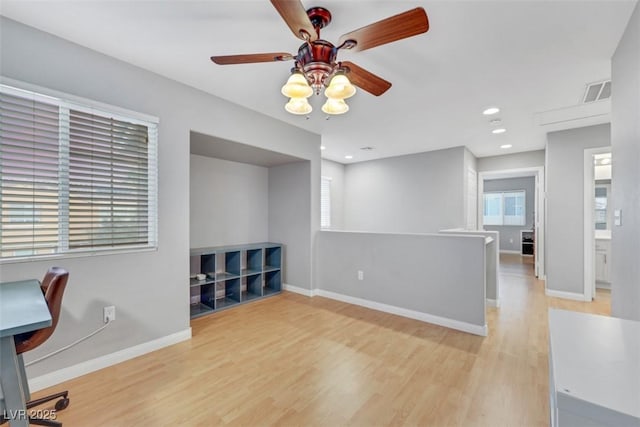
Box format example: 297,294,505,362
583,80,611,103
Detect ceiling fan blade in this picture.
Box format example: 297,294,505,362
338,7,429,53
211,53,294,65
341,61,392,96
270,0,318,41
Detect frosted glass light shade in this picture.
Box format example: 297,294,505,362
285,97,312,115
281,73,312,98
321,98,349,115
324,74,356,99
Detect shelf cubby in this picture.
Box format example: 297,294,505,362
242,248,263,276
264,269,281,296
264,246,282,272
190,283,215,319
216,250,241,280
189,243,282,319
201,254,216,278
241,273,262,301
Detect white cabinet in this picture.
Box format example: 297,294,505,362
595,239,611,285
548,309,640,427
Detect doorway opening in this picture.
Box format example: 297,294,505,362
584,148,612,303
478,167,545,280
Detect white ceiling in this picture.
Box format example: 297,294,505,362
1,0,636,164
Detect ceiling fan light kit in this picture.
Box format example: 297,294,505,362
285,96,313,115
322,97,349,115
211,0,429,116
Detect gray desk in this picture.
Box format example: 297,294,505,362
548,309,640,426
0,280,52,427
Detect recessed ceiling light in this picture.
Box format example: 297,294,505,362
483,107,500,115
345,155,353,160
320,145,326,150
492,128,507,134
500,144,512,149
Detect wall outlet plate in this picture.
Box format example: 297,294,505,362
103,306,116,323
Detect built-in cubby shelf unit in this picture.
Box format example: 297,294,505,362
189,242,283,319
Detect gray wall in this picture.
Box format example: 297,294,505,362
0,17,320,378
321,159,345,230
477,150,545,172
343,147,466,233
439,229,499,303
316,231,486,333
611,2,640,320
190,155,269,248
269,161,312,289
483,177,536,252
546,124,610,295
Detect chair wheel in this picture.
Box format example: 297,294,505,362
55,397,70,411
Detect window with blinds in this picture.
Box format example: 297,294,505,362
320,176,331,229
483,190,525,226
0,84,158,260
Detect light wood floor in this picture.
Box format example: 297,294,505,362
33,254,610,426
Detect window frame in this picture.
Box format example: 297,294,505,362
0,79,159,263
482,190,526,226
320,176,331,229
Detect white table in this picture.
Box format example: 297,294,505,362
0,280,52,427
548,309,640,427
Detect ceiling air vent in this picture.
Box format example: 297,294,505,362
583,80,611,103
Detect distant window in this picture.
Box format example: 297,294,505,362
483,190,525,226
320,176,331,228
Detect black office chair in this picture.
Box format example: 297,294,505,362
10,267,70,426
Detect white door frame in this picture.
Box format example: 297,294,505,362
583,147,611,301
478,166,545,279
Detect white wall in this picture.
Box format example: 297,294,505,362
0,17,320,379
343,147,467,233
477,150,545,172
546,124,610,296
190,155,269,248
611,1,640,320
321,159,345,230
483,177,536,252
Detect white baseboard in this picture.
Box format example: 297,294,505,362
500,250,521,254
315,289,487,336
545,289,589,301
283,283,317,297
487,298,500,308
28,328,192,392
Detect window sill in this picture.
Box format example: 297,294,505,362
0,246,158,265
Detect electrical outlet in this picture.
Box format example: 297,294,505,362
509,238,514,244
357,270,364,281
103,305,116,323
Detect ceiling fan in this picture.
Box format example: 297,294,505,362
211,0,429,115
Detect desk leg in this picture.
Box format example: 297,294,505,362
0,336,29,427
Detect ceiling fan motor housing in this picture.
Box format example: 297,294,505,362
297,39,337,93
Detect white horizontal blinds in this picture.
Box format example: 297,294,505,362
483,193,502,226
503,191,525,226
320,176,331,228
68,109,150,249
0,91,61,257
